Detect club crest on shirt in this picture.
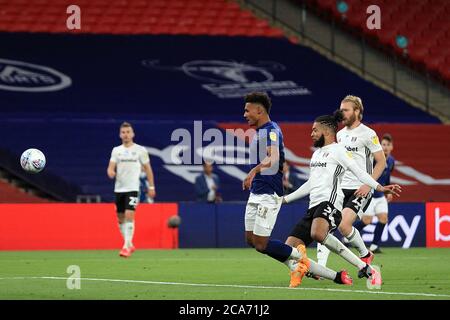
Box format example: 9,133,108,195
372,136,380,145
346,151,353,159
269,132,277,142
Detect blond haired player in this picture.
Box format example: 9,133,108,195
107,122,156,257
317,96,386,267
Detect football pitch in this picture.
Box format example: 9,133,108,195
0,248,449,300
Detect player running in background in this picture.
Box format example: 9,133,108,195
354,134,396,253
281,111,400,287
107,122,156,258
317,95,386,267
242,92,308,271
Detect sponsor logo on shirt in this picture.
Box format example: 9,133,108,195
345,146,358,152
310,161,327,168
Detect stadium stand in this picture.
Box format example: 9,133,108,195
0,0,448,204
306,0,450,84
0,0,284,37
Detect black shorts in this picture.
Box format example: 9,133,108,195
342,189,372,217
115,191,139,213
289,201,342,247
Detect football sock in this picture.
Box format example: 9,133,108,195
124,221,134,249
308,258,336,280
345,227,369,258
354,220,366,232
118,223,125,239
129,221,135,247
317,243,330,267
263,239,293,262
372,222,386,247
284,259,297,271
322,233,366,270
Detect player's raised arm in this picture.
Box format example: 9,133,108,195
336,147,401,197
283,179,311,204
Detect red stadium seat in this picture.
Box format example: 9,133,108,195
311,0,450,83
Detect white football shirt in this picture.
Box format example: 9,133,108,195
110,143,150,193
284,143,379,211
337,123,382,189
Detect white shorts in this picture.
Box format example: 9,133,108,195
363,196,388,216
245,193,283,237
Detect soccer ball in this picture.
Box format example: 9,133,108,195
20,148,46,173
167,215,181,228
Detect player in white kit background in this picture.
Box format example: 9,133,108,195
280,111,400,287
107,122,156,258
317,95,387,267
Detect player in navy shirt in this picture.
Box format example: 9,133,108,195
242,92,308,274
355,134,395,253
248,120,285,196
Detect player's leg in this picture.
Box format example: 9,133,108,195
115,193,129,257
283,221,312,287
355,197,376,232
121,192,139,256
124,209,135,249
250,193,306,266
283,233,308,275
370,197,388,252
244,195,258,247
316,243,330,267
339,190,372,263
317,190,355,267
307,218,353,285
311,202,375,279
288,204,353,286
117,212,125,240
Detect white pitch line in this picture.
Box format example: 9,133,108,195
0,276,449,298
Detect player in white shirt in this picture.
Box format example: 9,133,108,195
316,95,387,268
107,122,156,258
279,111,400,287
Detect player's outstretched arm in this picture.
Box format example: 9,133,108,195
379,184,402,197
283,179,311,204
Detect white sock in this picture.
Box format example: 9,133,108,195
317,243,330,267
308,258,337,281
129,221,135,247
289,247,303,260
119,223,125,239
284,259,297,271
124,221,134,249
322,233,366,270
345,227,369,257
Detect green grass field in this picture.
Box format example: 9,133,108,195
0,248,449,300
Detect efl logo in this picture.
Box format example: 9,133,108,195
426,203,450,247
